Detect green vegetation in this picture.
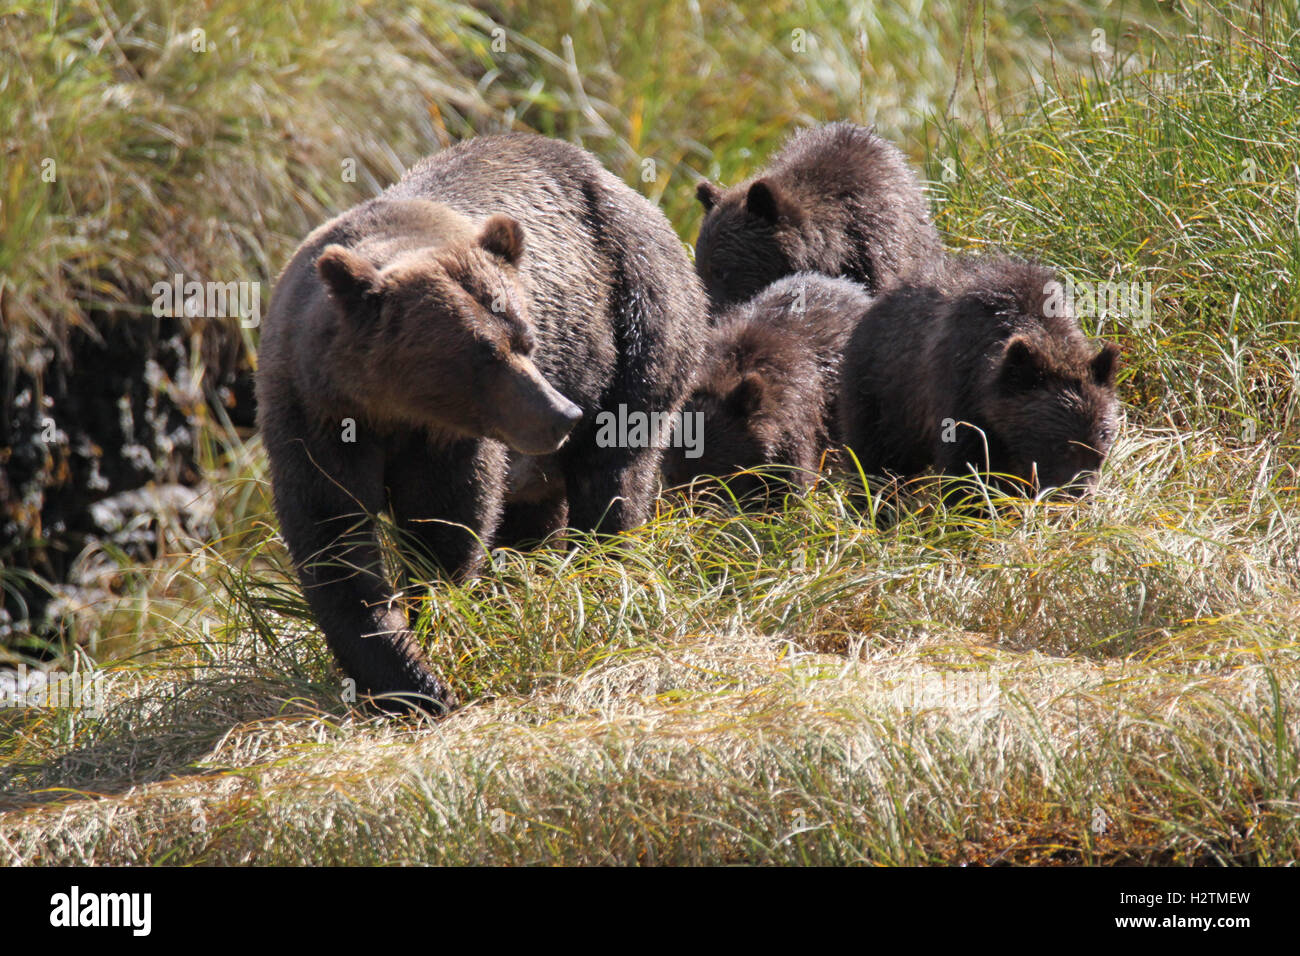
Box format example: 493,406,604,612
1,0,1297,864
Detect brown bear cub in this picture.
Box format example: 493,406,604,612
663,273,873,502
257,133,707,714
694,122,942,308
838,257,1120,497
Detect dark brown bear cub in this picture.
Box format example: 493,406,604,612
257,133,707,714
838,257,1120,497
663,273,873,502
694,122,942,308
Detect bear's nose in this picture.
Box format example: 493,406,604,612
559,399,583,428
547,398,583,447
1038,469,1098,500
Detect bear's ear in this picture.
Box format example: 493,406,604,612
317,245,382,309
478,214,526,265
999,337,1043,392
727,372,768,417
1091,343,1120,387
696,180,723,211
745,179,798,226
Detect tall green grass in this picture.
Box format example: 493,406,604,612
2,0,1172,348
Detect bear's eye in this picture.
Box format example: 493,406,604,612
513,330,536,355
476,339,504,363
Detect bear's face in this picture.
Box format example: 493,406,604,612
663,371,776,498
317,215,583,454
695,179,805,308
980,336,1120,498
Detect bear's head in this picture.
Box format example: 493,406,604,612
957,278,1120,498
694,179,808,309
316,214,583,455
663,323,819,501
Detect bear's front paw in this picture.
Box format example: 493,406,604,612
367,676,461,719
422,678,461,718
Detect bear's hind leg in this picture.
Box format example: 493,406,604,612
494,495,569,550
562,443,661,537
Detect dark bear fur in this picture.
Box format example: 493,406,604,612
257,133,707,714
694,122,942,308
662,273,873,501
838,256,1120,497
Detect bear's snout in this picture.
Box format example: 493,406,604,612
1031,460,1102,500
542,393,585,449
492,360,584,456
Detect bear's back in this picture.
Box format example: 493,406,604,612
388,133,683,295
385,134,702,393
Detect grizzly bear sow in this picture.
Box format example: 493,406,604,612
663,273,872,501
257,133,707,713
838,257,1120,496
694,122,942,308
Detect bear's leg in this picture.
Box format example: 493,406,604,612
562,220,705,536
562,443,661,536
384,435,506,583
494,496,569,549
269,425,456,715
